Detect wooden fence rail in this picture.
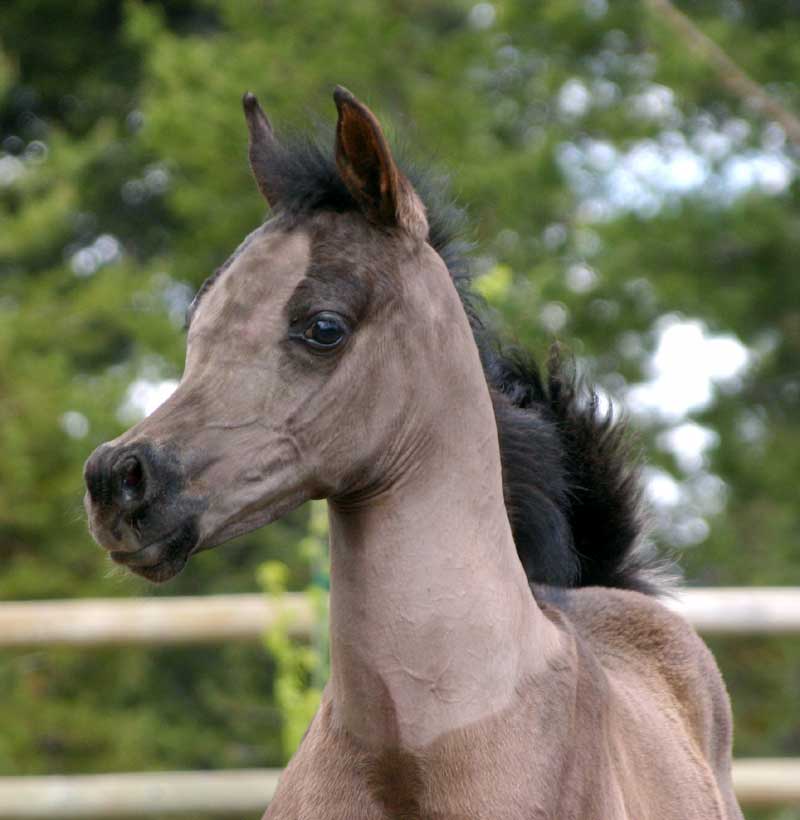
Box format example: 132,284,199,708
0,760,797,816
0,587,798,648
2,588,798,815
0,770,281,818
0,594,313,648
665,586,800,634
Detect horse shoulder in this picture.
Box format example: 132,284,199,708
556,586,740,816
263,696,385,820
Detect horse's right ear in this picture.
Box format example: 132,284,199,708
242,92,282,208
333,86,427,239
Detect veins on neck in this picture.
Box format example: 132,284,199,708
325,363,561,751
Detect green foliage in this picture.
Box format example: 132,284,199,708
258,503,329,760
0,2,798,817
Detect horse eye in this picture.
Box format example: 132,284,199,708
303,313,349,351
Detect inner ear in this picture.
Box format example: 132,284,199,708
333,86,427,238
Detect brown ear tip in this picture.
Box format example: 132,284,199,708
333,85,356,109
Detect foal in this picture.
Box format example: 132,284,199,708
85,87,743,819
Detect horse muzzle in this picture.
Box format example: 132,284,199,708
84,439,205,582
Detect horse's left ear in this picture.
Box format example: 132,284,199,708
243,92,283,208
333,86,427,239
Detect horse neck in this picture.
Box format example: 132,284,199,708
326,340,563,751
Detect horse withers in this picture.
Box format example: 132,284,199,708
84,87,744,819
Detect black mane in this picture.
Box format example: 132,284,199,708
253,132,666,596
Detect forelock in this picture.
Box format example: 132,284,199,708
249,131,473,284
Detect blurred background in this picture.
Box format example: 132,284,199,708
0,0,798,818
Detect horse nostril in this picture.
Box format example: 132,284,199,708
85,441,161,515
121,457,143,493
116,455,147,508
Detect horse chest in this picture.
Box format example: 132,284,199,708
263,707,565,820
264,726,727,820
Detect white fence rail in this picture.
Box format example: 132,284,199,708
1,587,798,648
0,594,313,648
1,588,798,815
0,760,797,816
0,770,281,818
664,587,800,635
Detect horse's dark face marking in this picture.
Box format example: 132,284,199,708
83,200,454,581
83,88,454,581
85,86,656,596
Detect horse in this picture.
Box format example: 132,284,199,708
84,86,744,820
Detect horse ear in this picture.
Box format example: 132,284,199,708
243,92,282,208
333,86,427,239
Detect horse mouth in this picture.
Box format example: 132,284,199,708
110,520,200,583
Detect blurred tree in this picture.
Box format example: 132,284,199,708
0,2,798,818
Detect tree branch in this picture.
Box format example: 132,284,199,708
646,0,800,148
